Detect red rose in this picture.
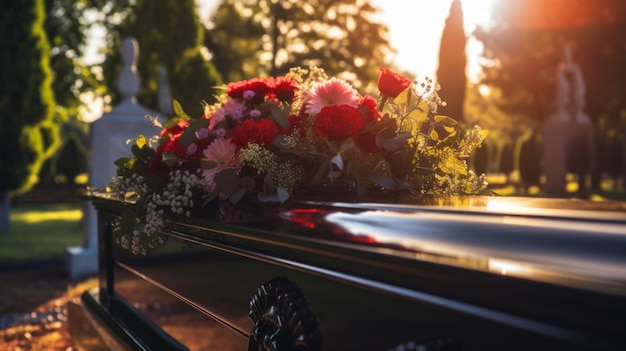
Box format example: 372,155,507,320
226,78,269,104
377,67,411,98
231,119,282,149
313,105,365,141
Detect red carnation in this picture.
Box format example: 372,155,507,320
287,111,310,137
359,94,380,122
231,119,281,149
313,105,365,141
148,134,187,179
268,76,298,103
378,67,411,98
226,78,269,104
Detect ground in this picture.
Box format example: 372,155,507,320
0,264,97,351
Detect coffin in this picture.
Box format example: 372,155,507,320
72,193,626,350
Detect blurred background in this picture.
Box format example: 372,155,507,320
3,0,625,211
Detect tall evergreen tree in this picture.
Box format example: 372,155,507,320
0,0,59,232
103,0,222,117
436,0,467,123
206,0,393,90
40,0,96,183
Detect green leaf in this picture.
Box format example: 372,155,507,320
214,168,240,195
438,154,468,176
375,128,396,148
312,162,330,184
131,144,142,158
200,159,217,169
338,138,355,154
164,116,180,129
381,132,411,152
392,87,412,105
277,187,290,203
430,129,439,141
270,104,290,129
393,87,420,110
370,173,395,188
406,105,428,125
173,99,190,121
161,152,178,167
180,118,211,146
331,154,344,171
435,130,459,149
136,135,147,149
479,129,490,140
434,115,457,126
229,187,247,204
114,157,131,168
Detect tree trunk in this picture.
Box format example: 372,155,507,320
0,191,10,234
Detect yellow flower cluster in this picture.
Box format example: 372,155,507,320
240,143,305,194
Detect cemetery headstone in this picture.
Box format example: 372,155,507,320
67,37,163,278
543,45,595,196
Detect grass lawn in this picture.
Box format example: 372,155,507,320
0,202,84,261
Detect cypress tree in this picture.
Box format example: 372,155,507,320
436,0,467,123
0,0,59,232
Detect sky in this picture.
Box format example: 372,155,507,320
195,0,497,81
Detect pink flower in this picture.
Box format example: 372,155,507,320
305,77,360,114
201,138,243,192
209,99,246,130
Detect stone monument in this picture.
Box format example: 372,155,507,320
67,37,163,278
543,45,595,196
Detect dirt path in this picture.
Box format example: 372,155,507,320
0,265,97,350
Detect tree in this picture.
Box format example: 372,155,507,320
102,0,222,117
0,0,59,232
474,0,626,128
44,0,87,112
39,0,98,183
436,0,467,123
204,1,266,82
474,0,626,187
206,0,393,90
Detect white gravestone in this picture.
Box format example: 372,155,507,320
543,45,595,196
67,37,163,278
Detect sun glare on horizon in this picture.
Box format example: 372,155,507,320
367,0,499,81
194,0,498,81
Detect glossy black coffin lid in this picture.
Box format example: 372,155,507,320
280,195,626,297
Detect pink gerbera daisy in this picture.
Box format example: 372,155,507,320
201,138,243,193
305,77,360,114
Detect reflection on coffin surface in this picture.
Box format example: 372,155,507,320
78,193,626,350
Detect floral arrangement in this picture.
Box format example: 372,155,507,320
110,66,488,254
